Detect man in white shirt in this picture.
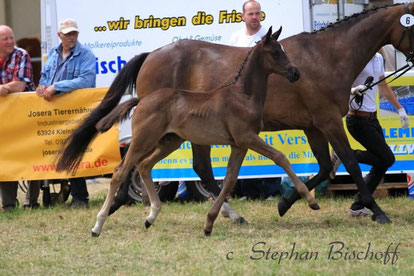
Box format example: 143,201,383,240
230,0,267,47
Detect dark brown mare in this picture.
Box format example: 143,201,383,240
57,28,316,236
60,3,413,225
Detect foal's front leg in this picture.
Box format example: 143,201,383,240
192,144,246,224
92,159,134,237
247,135,319,210
204,146,247,236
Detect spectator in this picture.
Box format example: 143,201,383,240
230,0,266,47
30,18,96,208
0,25,35,211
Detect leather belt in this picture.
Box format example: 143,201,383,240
348,110,377,119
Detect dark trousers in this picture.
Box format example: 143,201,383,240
25,180,41,206
346,115,395,209
0,181,18,209
70,177,89,202
25,177,89,205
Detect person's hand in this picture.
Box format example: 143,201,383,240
350,85,368,96
43,85,56,101
37,85,56,101
36,85,46,97
398,108,409,129
0,85,11,96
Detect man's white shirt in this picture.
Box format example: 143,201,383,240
230,26,267,47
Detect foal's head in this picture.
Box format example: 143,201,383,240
259,27,300,83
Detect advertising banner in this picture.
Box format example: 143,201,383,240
43,0,308,87
0,89,121,181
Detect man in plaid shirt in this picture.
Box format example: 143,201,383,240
0,25,35,211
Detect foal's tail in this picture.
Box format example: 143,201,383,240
56,53,150,173
96,98,140,132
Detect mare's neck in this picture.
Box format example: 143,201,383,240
308,5,403,84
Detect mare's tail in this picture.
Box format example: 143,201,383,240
96,98,140,132
56,53,150,173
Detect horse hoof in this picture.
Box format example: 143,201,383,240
277,198,290,217
372,214,392,224
91,231,100,237
144,220,152,229
309,203,320,210
204,229,211,237
236,217,248,225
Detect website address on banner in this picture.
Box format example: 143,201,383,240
33,158,109,172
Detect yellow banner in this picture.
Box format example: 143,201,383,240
0,88,121,181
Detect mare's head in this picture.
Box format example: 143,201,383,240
388,3,414,61
259,27,300,83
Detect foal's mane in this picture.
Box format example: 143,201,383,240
308,3,402,35
221,46,255,88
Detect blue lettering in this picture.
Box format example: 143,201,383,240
95,57,99,74
179,141,192,149
390,128,397,138
383,127,414,138
263,134,274,145
95,56,127,74
277,134,287,144
118,56,126,71
108,60,116,73
100,61,108,74
300,136,307,144
399,128,410,138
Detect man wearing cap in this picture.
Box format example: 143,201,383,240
32,18,96,208
0,25,35,211
36,18,95,100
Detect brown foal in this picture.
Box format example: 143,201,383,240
58,27,318,236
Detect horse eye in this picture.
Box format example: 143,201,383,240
272,51,280,59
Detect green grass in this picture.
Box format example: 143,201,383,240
1,195,413,275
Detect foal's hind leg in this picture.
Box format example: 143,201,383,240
246,135,319,210
137,134,184,228
204,147,247,236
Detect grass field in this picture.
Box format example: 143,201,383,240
0,181,413,275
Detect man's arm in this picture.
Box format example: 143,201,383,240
6,49,35,93
378,77,402,110
0,84,11,96
2,81,26,93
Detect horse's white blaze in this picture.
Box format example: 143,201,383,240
279,42,286,53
